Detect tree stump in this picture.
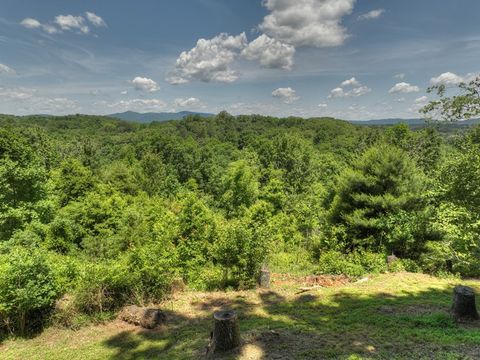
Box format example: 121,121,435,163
387,254,398,266
212,310,240,353
452,285,479,321
258,267,270,288
118,305,166,329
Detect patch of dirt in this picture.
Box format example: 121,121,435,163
214,329,326,360
271,273,350,288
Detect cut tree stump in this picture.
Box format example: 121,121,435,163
258,267,271,288
212,310,240,353
452,285,479,321
118,305,166,329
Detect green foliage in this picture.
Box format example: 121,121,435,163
329,145,426,253
316,250,387,277
421,77,480,121
73,261,134,315
3,110,480,334
0,247,59,334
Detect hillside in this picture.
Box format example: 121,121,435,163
2,273,479,359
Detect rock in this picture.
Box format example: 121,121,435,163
118,305,166,329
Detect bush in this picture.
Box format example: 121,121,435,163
127,240,180,301
73,261,134,315
316,250,387,277
0,247,59,335
316,251,365,277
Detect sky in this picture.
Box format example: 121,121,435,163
0,0,479,120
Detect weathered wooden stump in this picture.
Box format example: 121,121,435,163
212,310,240,353
258,267,271,288
452,285,479,321
118,305,166,329
387,254,398,267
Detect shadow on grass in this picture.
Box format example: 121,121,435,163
102,280,480,360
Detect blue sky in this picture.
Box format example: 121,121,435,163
0,0,479,119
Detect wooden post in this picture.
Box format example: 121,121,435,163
259,266,270,288
452,285,479,321
212,310,240,352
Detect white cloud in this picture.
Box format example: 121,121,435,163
259,0,355,48
0,64,16,75
20,18,60,34
85,12,107,27
328,77,371,98
0,87,79,114
395,97,406,102
430,72,463,86
131,76,160,92
341,77,360,87
167,33,247,84
22,13,105,35
242,34,295,70
55,14,89,34
318,103,328,108
272,87,300,103
394,73,405,80
429,72,479,86
388,82,420,94
0,87,35,100
358,9,385,20
120,90,128,95
415,96,428,104
174,97,202,108
20,18,41,29
105,99,167,112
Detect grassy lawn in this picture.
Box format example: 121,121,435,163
2,272,480,359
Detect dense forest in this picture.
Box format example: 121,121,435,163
1,110,479,335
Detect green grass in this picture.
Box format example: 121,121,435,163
2,273,480,359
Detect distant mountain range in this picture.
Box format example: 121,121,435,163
106,111,480,127
107,111,215,123
350,118,480,126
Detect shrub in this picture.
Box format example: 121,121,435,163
73,261,134,315
0,247,59,335
316,251,365,277
127,240,180,301
316,250,387,277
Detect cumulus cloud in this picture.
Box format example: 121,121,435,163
85,12,107,27
105,99,167,112
341,77,360,87
328,77,371,98
0,87,79,114
259,0,355,48
242,34,295,70
388,82,420,94
174,97,202,108
167,33,247,84
358,9,384,20
415,96,428,104
55,14,89,33
20,17,59,34
21,13,106,35
20,18,41,29
429,72,479,86
0,63,16,75
272,87,300,103
131,77,160,92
